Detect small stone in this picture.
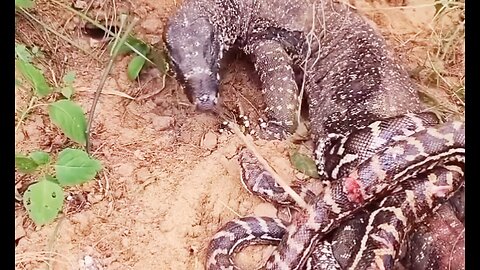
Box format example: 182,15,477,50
201,131,218,150
151,116,175,131
133,149,145,160
117,163,135,177
73,0,87,9
141,18,163,33
84,255,94,267
87,193,103,204
79,255,99,270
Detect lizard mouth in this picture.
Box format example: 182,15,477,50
194,93,218,111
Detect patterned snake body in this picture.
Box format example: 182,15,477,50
164,0,465,269
206,120,465,269
203,119,464,269
265,121,464,269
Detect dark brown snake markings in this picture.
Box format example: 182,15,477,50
205,118,464,270
164,0,465,269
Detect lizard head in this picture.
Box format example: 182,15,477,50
165,8,222,111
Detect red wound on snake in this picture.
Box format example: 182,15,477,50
430,185,453,197
344,171,364,204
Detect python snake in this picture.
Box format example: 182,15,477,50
205,116,464,269
164,0,465,269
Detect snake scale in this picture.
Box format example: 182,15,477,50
164,0,465,269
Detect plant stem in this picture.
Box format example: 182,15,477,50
86,16,140,154
14,96,47,134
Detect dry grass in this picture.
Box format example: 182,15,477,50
393,1,464,119
15,0,135,81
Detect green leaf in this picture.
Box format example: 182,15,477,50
61,71,76,99
30,151,50,165
15,154,39,173
23,176,64,225
15,43,32,62
127,55,146,80
54,148,102,186
61,86,74,99
289,151,319,178
62,71,76,85
111,36,149,55
15,0,35,9
48,100,87,145
15,60,52,97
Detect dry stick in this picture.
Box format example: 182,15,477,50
227,122,308,210
218,200,242,218
86,16,139,153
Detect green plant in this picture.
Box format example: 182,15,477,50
15,0,34,9
15,44,102,225
110,35,169,81
289,149,319,178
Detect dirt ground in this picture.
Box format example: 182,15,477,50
15,0,464,269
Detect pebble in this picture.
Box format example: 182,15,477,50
117,163,135,177
133,149,145,160
151,116,175,131
141,18,163,33
201,131,218,150
87,193,103,204
72,0,87,9
79,255,100,270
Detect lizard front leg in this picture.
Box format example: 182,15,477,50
244,39,300,139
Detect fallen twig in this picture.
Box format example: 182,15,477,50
227,121,308,209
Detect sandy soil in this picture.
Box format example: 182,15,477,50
14,0,464,269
